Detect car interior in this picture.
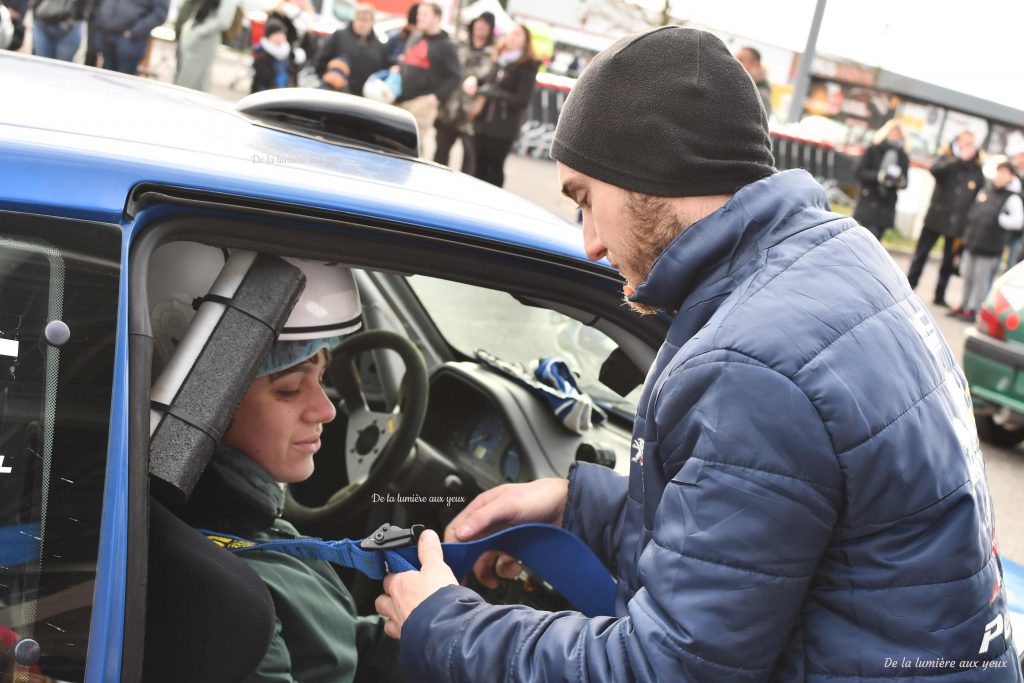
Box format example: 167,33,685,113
130,207,665,681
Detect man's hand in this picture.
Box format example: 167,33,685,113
376,530,457,639
444,478,568,588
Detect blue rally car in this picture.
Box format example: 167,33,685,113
0,52,671,681
1,52,1023,682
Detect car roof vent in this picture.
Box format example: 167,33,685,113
235,88,420,158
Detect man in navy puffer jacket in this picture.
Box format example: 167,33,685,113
376,27,1022,682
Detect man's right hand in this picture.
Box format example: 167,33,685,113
444,478,568,588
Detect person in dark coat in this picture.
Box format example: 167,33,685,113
433,11,494,172
251,18,300,92
468,23,540,187
377,28,1021,682
852,119,909,240
90,0,169,73
314,2,388,95
951,162,1024,320
394,1,461,160
906,130,985,306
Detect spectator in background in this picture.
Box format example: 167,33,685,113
251,18,301,92
735,45,771,118
384,1,415,65
29,0,88,60
468,22,539,187
268,0,316,59
852,119,910,241
433,11,494,173
314,3,388,95
174,0,240,91
907,130,985,307
0,3,12,49
1,0,27,51
951,161,1024,320
1003,162,1024,270
394,1,461,160
91,0,168,73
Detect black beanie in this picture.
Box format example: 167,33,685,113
551,26,775,197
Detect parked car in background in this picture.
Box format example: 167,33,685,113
963,261,1024,446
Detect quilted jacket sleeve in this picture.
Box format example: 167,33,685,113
562,461,629,570
400,358,842,683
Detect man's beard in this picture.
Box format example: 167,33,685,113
620,193,690,316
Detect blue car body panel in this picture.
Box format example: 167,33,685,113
83,252,132,683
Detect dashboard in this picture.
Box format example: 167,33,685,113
420,362,632,491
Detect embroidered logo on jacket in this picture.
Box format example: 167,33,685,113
631,438,644,466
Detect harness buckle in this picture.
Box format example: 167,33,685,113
359,523,424,550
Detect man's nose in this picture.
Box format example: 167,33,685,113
581,217,607,262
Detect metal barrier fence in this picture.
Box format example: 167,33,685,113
515,75,860,203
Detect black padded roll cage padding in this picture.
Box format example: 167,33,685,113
123,186,668,683
148,252,304,501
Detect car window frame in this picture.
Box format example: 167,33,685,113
123,190,666,680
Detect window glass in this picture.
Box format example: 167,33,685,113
0,222,119,682
407,275,640,417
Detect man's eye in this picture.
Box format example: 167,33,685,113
275,387,301,397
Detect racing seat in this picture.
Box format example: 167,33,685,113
142,498,275,683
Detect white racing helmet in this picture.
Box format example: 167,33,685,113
148,241,362,376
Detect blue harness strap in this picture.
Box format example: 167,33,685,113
202,523,616,618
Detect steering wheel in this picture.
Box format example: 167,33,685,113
284,330,429,535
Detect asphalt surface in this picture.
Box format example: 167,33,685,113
143,40,1024,562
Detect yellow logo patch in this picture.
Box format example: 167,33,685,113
206,534,256,550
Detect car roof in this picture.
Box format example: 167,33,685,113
0,53,591,263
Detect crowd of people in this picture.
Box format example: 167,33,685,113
879,128,1024,321
307,0,542,183
0,0,542,185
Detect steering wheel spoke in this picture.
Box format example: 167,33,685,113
345,406,401,484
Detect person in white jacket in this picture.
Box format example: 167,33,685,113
174,0,239,92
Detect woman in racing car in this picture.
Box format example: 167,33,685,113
154,246,401,683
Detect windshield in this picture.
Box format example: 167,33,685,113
0,222,119,682
407,275,640,417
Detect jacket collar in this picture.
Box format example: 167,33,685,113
630,170,834,338
208,442,285,523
